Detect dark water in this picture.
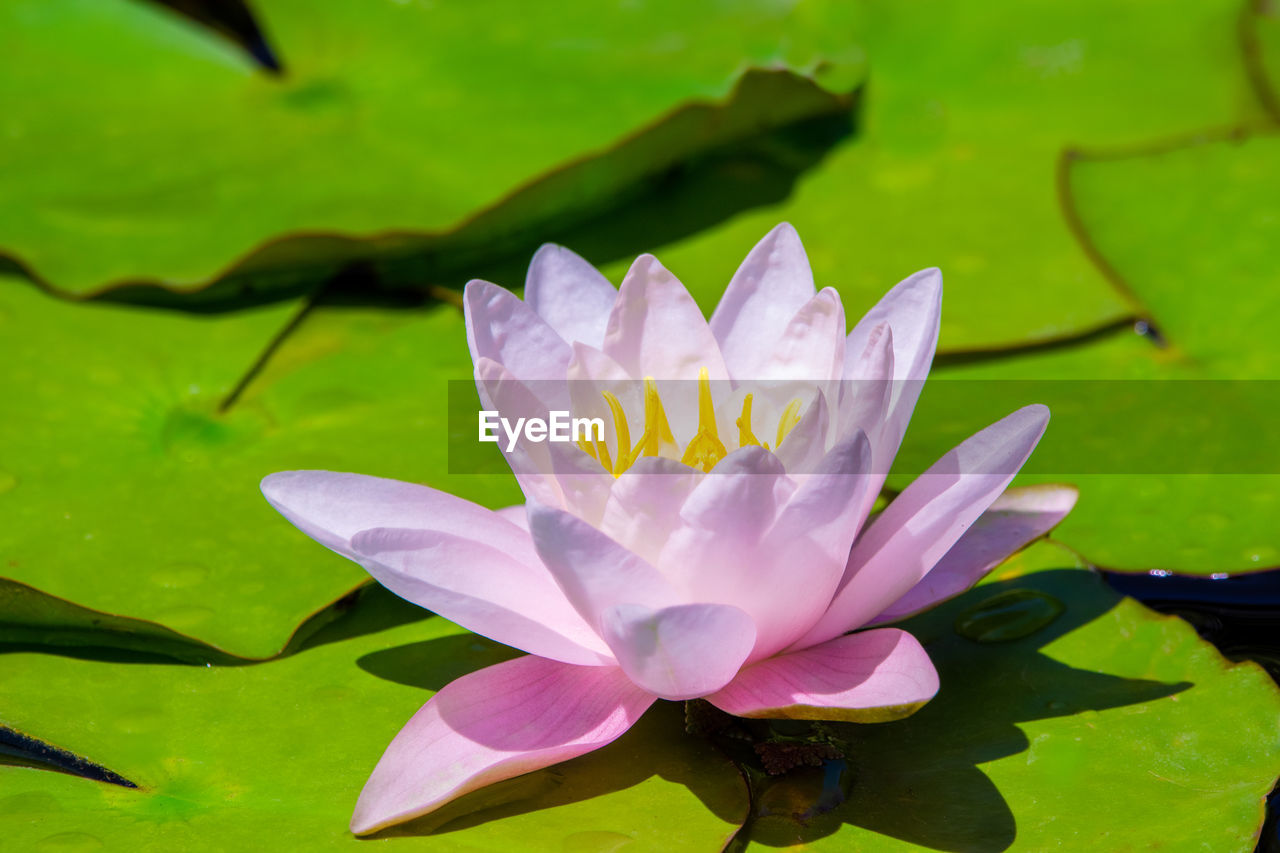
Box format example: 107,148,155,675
1100,567,1280,853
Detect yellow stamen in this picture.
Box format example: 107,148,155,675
736,393,761,447
775,398,803,448
631,377,676,461
594,435,614,474
575,367,803,475
601,391,631,475
680,367,728,472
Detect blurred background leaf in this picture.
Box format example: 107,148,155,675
0,0,862,300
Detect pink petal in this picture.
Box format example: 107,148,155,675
601,602,756,700
680,445,787,532
794,404,1051,649
658,448,787,607
474,357,613,522
464,280,573,383
766,430,875,572
524,243,617,349
261,471,609,665
351,527,611,665
599,456,703,566
749,431,876,656
771,388,831,474
565,342,644,466
527,503,680,627
261,470,528,563
834,322,895,523
844,268,941,459
708,628,939,722
601,254,729,381
710,223,816,380
871,484,1078,624
756,287,846,384
494,504,529,530
658,435,872,660
351,656,654,834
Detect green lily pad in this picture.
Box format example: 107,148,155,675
737,542,1280,850
7,544,1275,850
894,133,1280,573
597,0,1265,351
0,276,515,657
0,0,862,297
0,596,749,850
1245,0,1280,122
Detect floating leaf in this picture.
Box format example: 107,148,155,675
736,543,1280,850
0,276,512,656
1244,0,1280,122
0,597,749,850
896,134,1280,573
0,0,862,297
596,0,1266,351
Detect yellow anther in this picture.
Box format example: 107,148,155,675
696,368,719,441
776,398,804,448
594,435,614,474
601,391,631,475
680,368,728,472
632,377,676,460
574,367,745,475
736,394,761,447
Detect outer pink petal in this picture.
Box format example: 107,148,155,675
527,503,680,628
601,254,729,381
794,404,1051,649
351,656,654,835
843,268,941,459
601,603,756,700
262,471,608,665
710,223,816,380
351,528,611,665
464,280,572,384
524,243,617,349
494,504,529,530
707,628,939,722
261,470,529,564
871,484,1078,624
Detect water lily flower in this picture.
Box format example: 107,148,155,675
261,224,1075,834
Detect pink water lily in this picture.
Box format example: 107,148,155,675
261,224,1075,835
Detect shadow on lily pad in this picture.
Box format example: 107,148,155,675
369,701,751,844
741,568,1190,851
353,566,1190,850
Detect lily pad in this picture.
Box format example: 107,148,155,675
596,0,1264,351
6,543,1276,850
894,133,1280,573
1245,0,1280,122
0,276,515,657
0,597,749,850
0,0,862,297
737,542,1280,850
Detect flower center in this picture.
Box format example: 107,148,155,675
576,368,804,476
